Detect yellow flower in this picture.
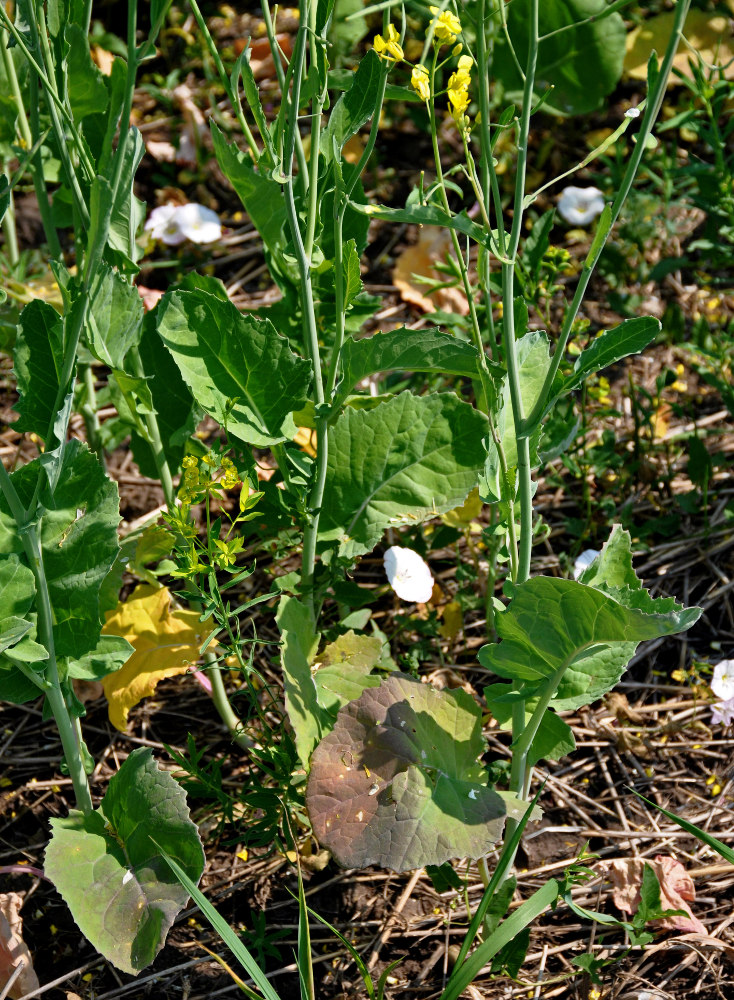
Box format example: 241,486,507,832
457,54,473,73
410,64,430,101
447,62,471,125
430,6,461,45
373,23,403,61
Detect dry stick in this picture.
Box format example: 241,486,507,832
366,867,424,970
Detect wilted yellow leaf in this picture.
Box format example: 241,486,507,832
438,600,463,640
0,892,39,999
625,11,733,82
393,227,469,315
293,425,317,457
441,487,483,529
101,585,207,731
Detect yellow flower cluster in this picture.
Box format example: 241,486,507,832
447,55,473,128
410,64,430,102
430,6,461,45
373,23,403,62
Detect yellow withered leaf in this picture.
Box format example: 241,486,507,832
438,600,463,640
440,487,483,529
101,585,207,732
625,11,733,82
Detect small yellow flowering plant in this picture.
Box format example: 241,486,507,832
429,5,462,46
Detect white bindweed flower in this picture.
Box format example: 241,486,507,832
383,546,434,603
711,696,734,727
557,186,606,226
573,549,600,580
175,202,222,243
711,659,734,701
144,202,222,245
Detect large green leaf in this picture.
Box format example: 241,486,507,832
45,747,204,975
306,673,510,871
86,264,144,370
13,299,64,440
156,288,312,447
323,49,382,163
481,330,552,503
494,0,626,116
66,634,134,681
479,570,700,711
319,392,487,558
276,595,326,770
127,309,198,479
333,328,486,410
561,318,660,399
0,442,120,659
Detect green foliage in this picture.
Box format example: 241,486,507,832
494,0,626,116
156,287,312,447
13,299,64,439
319,392,487,558
0,443,120,659
45,748,205,975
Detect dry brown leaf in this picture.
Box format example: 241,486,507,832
0,893,40,999
625,11,733,82
603,855,707,934
393,227,469,316
605,691,645,724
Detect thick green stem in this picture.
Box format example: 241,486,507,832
208,664,254,751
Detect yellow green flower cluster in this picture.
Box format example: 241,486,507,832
411,64,430,102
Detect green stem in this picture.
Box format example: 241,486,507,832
304,0,325,260
188,0,260,158
79,363,105,464
208,664,254,751
2,185,19,266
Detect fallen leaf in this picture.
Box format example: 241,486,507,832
0,893,40,999
235,34,293,80
101,585,208,731
393,227,469,316
604,691,645,724
72,679,104,704
438,600,464,640
603,855,707,934
625,11,733,82
136,285,165,311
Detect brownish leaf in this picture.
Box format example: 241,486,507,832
603,855,706,934
393,228,469,316
0,893,40,999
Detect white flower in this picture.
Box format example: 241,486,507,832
573,549,600,580
711,659,734,701
144,202,222,246
557,186,606,226
383,546,434,603
145,203,186,245
712,697,734,727
175,203,222,243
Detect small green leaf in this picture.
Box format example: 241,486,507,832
481,331,551,503
562,317,660,399
314,630,384,716
156,288,312,447
86,264,144,370
276,595,326,769
333,328,487,411
324,49,383,162
307,673,512,871
342,238,362,309
65,24,108,119
45,748,205,975
319,392,487,558
66,634,134,682
13,299,64,440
